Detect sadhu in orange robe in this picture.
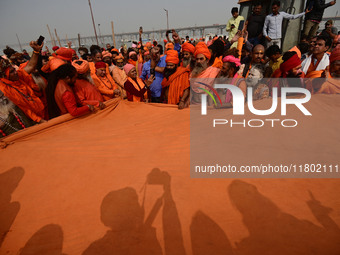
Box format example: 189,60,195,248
161,67,190,105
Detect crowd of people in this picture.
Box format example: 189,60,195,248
0,0,339,137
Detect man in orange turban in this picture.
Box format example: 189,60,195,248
190,42,220,104
181,42,195,69
41,47,74,73
71,59,105,108
161,50,190,109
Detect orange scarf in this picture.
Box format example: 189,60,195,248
127,77,147,102
162,67,190,104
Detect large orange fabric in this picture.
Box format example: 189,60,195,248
161,67,190,104
0,97,340,254
0,70,45,122
91,73,118,101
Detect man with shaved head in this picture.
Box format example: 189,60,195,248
242,44,265,78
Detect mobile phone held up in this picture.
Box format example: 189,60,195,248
37,36,45,46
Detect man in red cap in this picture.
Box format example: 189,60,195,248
181,42,195,69
271,51,305,96
161,50,190,109
91,61,120,101
190,42,220,104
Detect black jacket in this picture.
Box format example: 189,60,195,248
305,0,332,22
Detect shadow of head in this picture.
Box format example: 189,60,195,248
0,167,25,202
228,180,280,218
100,187,144,232
19,224,64,255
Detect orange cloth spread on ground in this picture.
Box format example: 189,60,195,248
212,56,223,69
91,73,118,101
317,77,340,94
73,79,104,107
41,57,67,73
126,77,147,102
0,70,45,122
162,67,190,104
0,97,340,255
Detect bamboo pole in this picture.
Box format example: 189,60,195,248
54,29,62,47
16,34,23,52
88,0,99,45
78,34,81,47
47,24,56,47
111,21,116,48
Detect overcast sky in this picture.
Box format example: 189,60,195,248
0,0,339,50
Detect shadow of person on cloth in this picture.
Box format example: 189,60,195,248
83,168,186,255
19,224,65,255
228,180,340,255
0,166,24,247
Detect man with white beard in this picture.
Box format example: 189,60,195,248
0,90,34,137
246,64,269,100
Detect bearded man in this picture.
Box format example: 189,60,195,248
161,50,190,109
0,90,35,137
190,42,220,104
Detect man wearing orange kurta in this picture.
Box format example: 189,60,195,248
161,50,190,109
111,55,127,99
71,60,105,108
91,61,120,101
0,41,46,123
190,42,220,104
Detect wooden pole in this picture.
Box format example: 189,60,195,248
88,0,99,45
78,33,81,47
111,21,116,48
47,24,56,47
16,34,23,52
54,29,62,47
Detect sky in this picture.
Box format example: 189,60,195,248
0,0,339,50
